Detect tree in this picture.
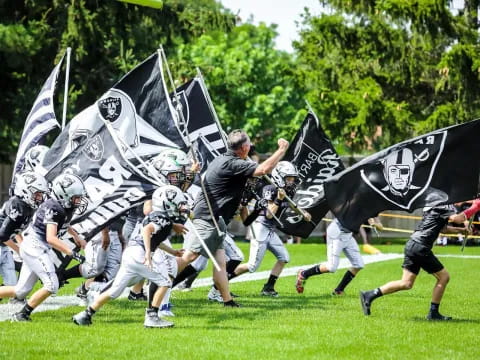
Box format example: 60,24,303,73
171,22,306,153
0,0,236,162
294,1,480,154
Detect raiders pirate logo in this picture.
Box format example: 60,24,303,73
360,131,448,210
23,173,37,185
60,176,74,189
83,135,104,162
44,208,57,222
98,97,122,122
9,208,20,220
165,189,177,201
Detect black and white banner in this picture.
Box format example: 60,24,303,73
43,52,186,172
324,119,480,231
173,76,227,153
43,52,187,238
13,56,64,178
278,112,345,237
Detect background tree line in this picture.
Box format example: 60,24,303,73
1,0,479,161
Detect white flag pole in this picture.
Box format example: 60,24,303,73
159,46,222,271
61,47,72,130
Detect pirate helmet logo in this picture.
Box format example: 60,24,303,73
98,97,122,122
83,135,104,162
360,131,448,210
23,173,37,185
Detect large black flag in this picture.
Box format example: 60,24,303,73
324,119,480,231
278,112,345,237
173,77,226,153
46,123,159,239
43,52,185,171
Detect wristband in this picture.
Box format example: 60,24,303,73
273,198,282,206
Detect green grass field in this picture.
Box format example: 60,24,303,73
1,242,479,360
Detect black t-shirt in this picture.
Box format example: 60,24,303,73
193,150,257,224
129,211,173,250
0,196,33,244
29,198,75,243
410,205,455,249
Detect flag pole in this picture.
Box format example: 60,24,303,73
195,67,229,148
159,47,221,271
61,47,72,130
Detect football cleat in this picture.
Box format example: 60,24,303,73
426,312,452,321
128,290,147,301
207,287,223,303
75,283,88,300
11,311,31,322
159,303,175,317
261,287,279,298
9,297,27,306
224,300,241,308
295,270,306,294
72,310,92,326
331,290,345,296
360,291,371,316
144,309,174,328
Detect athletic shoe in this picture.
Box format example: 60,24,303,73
261,287,279,297
75,283,88,300
224,300,241,307
144,309,174,328
175,281,192,292
128,290,147,301
207,287,223,303
159,303,175,317
360,291,371,316
11,311,31,322
295,270,306,294
331,290,345,296
72,310,92,326
426,312,452,321
9,297,27,306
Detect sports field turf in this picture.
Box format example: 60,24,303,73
1,242,479,359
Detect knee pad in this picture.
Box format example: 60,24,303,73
44,276,59,294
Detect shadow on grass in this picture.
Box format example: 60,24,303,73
411,316,480,324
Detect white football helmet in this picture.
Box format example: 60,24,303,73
14,171,49,209
51,174,88,213
23,145,49,171
271,161,299,193
151,185,190,219
150,150,189,188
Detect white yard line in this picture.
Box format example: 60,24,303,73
1,252,478,322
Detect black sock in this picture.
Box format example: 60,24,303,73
213,284,218,290
63,264,81,280
430,302,440,313
86,306,96,316
265,275,278,288
366,288,383,302
302,265,322,279
148,282,159,308
335,270,355,292
183,271,200,288
226,260,241,276
22,304,34,315
148,306,159,313
172,265,197,287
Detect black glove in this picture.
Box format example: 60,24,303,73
254,198,268,211
71,251,86,264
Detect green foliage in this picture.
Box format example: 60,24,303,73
0,0,236,162
298,1,480,154
171,23,305,153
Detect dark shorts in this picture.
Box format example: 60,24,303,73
402,240,444,275
183,218,226,257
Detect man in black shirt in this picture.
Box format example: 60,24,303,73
179,129,289,307
360,205,468,320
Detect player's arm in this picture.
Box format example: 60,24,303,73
47,223,76,255
141,223,155,268
157,242,184,257
68,226,86,249
266,188,285,219
4,238,19,253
